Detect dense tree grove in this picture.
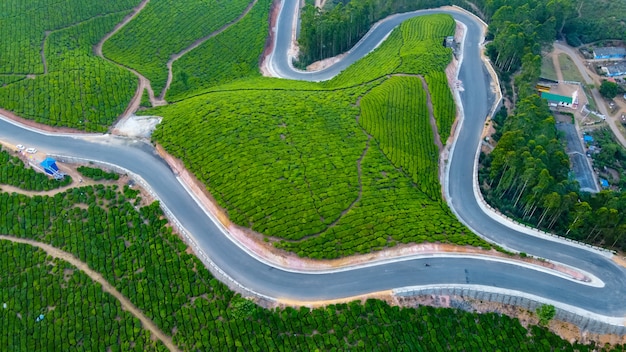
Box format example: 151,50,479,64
476,0,626,251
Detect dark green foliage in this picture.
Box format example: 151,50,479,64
480,95,576,230
168,0,272,101
590,128,626,188
0,11,137,131
103,0,252,94
0,184,618,351
77,166,120,181
0,146,71,190
536,304,556,326
599,80,619,99
562,0,626,44
297,0,458,65
0,241,163,351
477,0,626,251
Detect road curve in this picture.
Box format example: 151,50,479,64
1,1,625,323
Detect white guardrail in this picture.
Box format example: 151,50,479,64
48,154,276,303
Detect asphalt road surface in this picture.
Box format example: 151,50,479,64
0,1,625,321
556,122,598,192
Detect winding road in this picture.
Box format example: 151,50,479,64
1,1,625,328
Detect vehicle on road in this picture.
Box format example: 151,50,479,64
16,144,25,150
26,147,37,154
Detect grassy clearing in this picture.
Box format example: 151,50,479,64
540,53,558,81
558,53,585,83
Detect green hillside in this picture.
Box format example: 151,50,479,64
0,160,621,351
148,14,491,258
103,0,253,95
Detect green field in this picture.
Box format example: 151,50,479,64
0,146,72,191
540,53,558,81
148,14,486,259
558,53,586,83
103,0,253,95
0,3,138,131
0,160,622,350
0,241,162,351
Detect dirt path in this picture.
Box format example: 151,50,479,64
159,0,258,101
420,76,444,152
552,51,564,82
41,31,50,74
0,235,180,352
93,0,166,121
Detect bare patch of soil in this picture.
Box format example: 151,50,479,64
397,294,626,347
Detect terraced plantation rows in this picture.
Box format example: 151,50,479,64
359,76,440,199
425,71,456,144
149,14,485,258
0,162,619,350
0,0,138,74
103,0,253,94
396,14,456,74
0,11,137,131
152,88,369,241
0,241,162,351
325,14,455,87
168,0,272,101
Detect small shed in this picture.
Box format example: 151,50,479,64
40,158,65,180
600,178,609,188
443,36,455,48
40,158,59,175
593,47,626,60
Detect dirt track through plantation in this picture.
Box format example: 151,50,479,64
159,0,258,101
0,235,180,352
93,0,166,121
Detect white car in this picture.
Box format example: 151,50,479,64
26,147,37,154
16,144,25,150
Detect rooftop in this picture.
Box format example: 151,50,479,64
540,92,573,104
605,62,626,75
593,47,626,57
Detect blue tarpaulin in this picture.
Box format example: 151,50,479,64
600,179,609,188
40,158,59,175
583,135,594,143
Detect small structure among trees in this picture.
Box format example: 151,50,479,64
40,157,65,180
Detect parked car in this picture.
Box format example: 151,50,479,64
26,147,37,154
16,144,25,150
